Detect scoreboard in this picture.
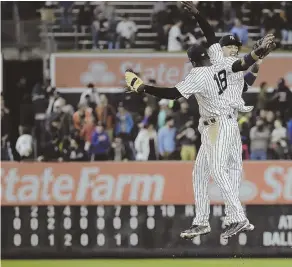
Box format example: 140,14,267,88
2,205,292,258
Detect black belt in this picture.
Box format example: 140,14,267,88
203,114,232,126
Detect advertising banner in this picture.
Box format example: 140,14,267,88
2,162,291,206
50,53,292,92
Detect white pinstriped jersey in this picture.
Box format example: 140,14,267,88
176,44,247,119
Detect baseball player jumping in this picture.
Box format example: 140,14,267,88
124,7,275,239
178,1,271,239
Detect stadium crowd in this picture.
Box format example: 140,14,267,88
1,77,292,162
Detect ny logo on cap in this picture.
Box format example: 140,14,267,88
230,36,235,40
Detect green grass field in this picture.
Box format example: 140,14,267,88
2,259,292,267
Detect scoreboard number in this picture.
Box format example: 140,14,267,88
160,205,175,217
97,206,105,217
63,206,71,216
30,234,39,246
80,233,88,246
14,207,20,217
80,217,88,230
13,217,21,230
97,233,105,246
238,233,247,245
47,217,55,230
63,217,72,230
113,217,121,229
13,234,22,246
80,206,88,217
114,233,121,246
96,218,105,230
64,234,72,246
30,206,38,217
48,234,55,246
47,206,55,217
30,218,38,230
146,217,155,229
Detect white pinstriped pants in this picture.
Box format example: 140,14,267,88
192,115,246,226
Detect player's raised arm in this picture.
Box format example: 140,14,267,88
124,69,203,100
229,34,276,73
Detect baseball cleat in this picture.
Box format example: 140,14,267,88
221,219,250,239
180,225,211,239
244,223,255,232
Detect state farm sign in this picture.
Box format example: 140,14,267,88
1,162,291,206
51,53,292,91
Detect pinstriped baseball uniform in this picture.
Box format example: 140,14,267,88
187,44,252,226
176,43,248,225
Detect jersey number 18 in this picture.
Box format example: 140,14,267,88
214,70,227,95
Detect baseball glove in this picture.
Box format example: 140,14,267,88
125,69,144,93
253,34,277,59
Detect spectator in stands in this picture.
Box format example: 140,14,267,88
16,126,33,161
116,14,137,49
107,14,118,50
92,12,109,49
157,99,172,129
62,133,87,162
115,102,134,138
173,100,191,130
77,1,93,32
270,119,289,159
1,95,11,161
139,106,154,129
73,103,92,134
79,83,100,109
47,98,73,143
176,118,197,161
256,81,269,111
272,78,292,122
158,116,176,160
135,122,158,161
95,94,115,140
90,121,110,161
109,135,128,161
250,117,270,160
264,110,276,132
230,18,248,46
167,19,184,52
46,85,64,115
59,1,73,30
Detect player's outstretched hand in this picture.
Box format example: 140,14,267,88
125,70,144,93
253,33,276,59
181,1,199,16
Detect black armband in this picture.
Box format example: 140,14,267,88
244,72,257,86
142,85,182,100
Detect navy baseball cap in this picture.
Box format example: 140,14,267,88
187,44,209,64
219,34,242,48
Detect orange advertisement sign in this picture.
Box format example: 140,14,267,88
1,162,291,206
51,53,292,90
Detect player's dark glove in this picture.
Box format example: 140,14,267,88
253,34,276,59
124,69,144,93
